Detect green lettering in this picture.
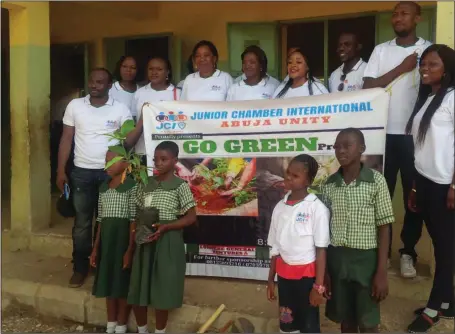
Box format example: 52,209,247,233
241,140,260,153
183,141,199,154
259,139,277,152
294,137,318,152
224,140,241,153
277,138,295,152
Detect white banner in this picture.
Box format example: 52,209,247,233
142,88,390,280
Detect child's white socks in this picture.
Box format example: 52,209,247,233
138,324,149,333
155,328,166,333
106,322,117,334
115,325,127,333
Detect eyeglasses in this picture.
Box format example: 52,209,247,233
337,74,347,92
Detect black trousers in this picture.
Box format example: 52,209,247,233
384,134,423,261
415,173,454,310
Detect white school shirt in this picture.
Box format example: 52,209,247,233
363,37,432,134
180,69,233,101
62,95,133,169
226,76,279,101
329,59,367,93
234,73,280,87
109,82,139,116
267,193,330,265
132,83,181,154
412,89,454,184
272,80,328,99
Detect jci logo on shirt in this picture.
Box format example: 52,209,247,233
296,212,310,223
105,120,120,128
211,85,222,91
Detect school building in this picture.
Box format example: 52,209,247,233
1,1,454,271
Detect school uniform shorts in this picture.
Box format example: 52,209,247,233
325,246,380,328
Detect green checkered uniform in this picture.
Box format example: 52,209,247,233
92,177,138,299
127,175,195,310
320,165,394,328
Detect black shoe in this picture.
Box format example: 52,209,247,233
408,313,440,333
68,272,87,288
414,307,454,319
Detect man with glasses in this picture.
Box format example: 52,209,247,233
328,32,367,93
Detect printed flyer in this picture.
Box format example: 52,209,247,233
142,88,390,280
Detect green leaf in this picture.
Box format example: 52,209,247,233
108,145,127,157
139,169,149,185
104,156,124,170
120,120,135,137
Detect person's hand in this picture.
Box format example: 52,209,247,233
56,171,68,193
224,176,235,189
408,190,419,212
372,269,388,302
147,224,168,242
267,280,276,301
447,187,455,210
309,288,325,307
323,272,332,300
399,52,418,73
122,248,133,269
219,187,241,197
89,250,97,268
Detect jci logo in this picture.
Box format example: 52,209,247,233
156,111,187,131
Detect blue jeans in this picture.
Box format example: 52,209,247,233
70,167,108,275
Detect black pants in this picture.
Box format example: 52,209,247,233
416,173,454,310
70,167,108,275
277,276,320,333
384,134,423,261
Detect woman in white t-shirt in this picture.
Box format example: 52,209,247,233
180,40,233,101
109,56,139,114
177,55,196,90
227,45,279,101
273,48,328,99
406,44,455,333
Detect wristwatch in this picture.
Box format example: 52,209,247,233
313,283,326,294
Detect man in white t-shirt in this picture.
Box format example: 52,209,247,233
329,32,367,93
57,68,132,288
363,1,431,279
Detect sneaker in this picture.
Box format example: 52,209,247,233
408,313,439,333
68,272,87,288
400,254,417,278
414,307,454,319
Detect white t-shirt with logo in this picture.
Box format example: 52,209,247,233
272,80,328,99
63,95,133,169
234,73,280,88
413,89,454,184
132,83,180,154
329,59,367,93
109,81,139,117
267,193,330,265
363,37,432,134
226,76,279,101
180,69,233,101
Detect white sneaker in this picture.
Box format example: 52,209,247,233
400,254,417,278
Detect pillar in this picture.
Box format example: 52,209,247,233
435,1,454,48
6,1,51,233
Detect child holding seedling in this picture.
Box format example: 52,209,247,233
128,141,197,333
267,154,330,333
90,147,138,334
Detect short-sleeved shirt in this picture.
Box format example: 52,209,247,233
363,38,432,134
96,177,138,223
328,59,367,93
226,76,279,101
138,176,196,221
320,165,394,249
234,73,280,88
62,95,133,169
109,81,139,115
412,89,454,184
180,69,233,101
272,80,328,99
132,83,180,154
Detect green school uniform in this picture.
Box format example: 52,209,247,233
127,175,195,310
320,165,394,328
92,177,137,299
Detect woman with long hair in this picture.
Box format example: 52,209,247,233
227,45,279,101
180,40,233,101
110,56,139,114
273,48,328,99
406,44,455,333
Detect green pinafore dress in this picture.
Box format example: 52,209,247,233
127,176,196,310
92,177,138,299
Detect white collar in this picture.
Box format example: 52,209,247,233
238,77,267,87
195,69,221,79
389,37,426,47
145,83,175,91
283,192,317,203
340,58,364,73
114,81,139,92
84,94,114,106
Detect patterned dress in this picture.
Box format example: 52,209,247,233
92,177,138,299
127,175,195,310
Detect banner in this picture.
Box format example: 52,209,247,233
142,88,390,281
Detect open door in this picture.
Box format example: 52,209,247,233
170,35,183,84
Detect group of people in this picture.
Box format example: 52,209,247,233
55,1,454,333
